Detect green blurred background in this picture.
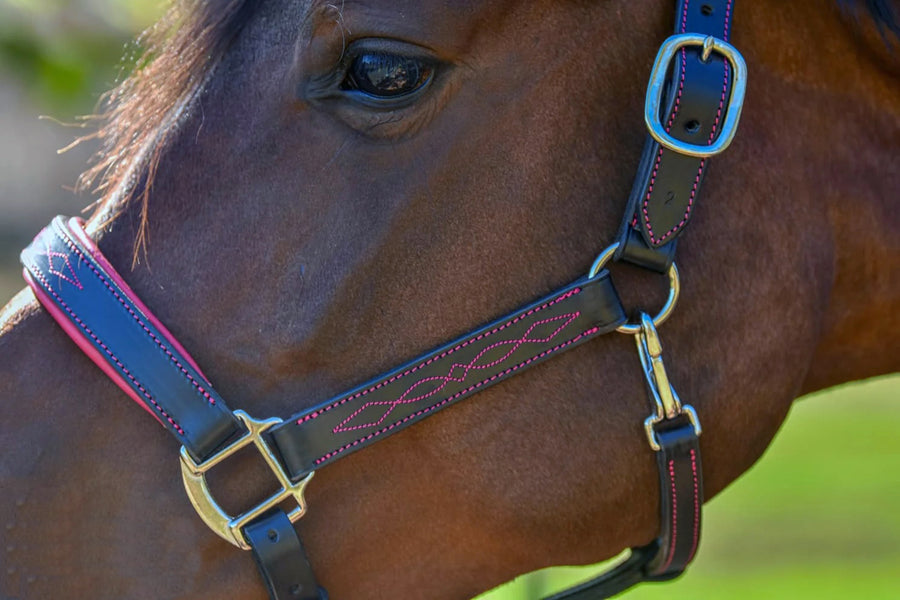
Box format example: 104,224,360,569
0,2,896,598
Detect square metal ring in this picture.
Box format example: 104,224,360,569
644,33,748,158
179,410,315,550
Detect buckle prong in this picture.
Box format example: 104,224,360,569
180,410,314,550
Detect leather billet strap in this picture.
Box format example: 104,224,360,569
615,0,736,273
246,510,328,600
21,216,242,462
269,274,628,479
644,420,703,577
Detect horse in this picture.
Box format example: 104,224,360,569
1,0,898,598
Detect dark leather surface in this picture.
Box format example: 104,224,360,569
617,0,736,270
21,216,241,461
270,272,627,480
645,420,704,578
245,510,326,600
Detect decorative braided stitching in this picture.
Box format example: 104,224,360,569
314,326,600,466
40,242,83,290
297,287,583,425
333,312,581,433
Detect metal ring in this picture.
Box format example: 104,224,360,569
587,242,680,334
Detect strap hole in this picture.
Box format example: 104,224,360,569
267,529,279,542
700,4,714,16
684,119,701,135
289,584,303,596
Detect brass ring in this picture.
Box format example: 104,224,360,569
587,242,680,334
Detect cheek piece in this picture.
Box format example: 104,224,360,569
20,1,742,598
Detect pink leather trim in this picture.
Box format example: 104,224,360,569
67,218,209,381
24,269,166,427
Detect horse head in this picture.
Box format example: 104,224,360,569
1,1,897,598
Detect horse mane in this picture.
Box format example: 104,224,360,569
77,0,897,262
840,0,900,41
77,0,260,261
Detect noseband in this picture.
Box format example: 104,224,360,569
21,1,745,598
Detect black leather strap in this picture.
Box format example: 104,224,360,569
21,216,242,461
644,420,703,578
270,273,627,480
245,510,327,600
616,0,735,272
543,545,657,600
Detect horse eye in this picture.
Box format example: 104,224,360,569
342,52,433,99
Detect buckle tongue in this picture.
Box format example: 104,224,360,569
179,410,315,550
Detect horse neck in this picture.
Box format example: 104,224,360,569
744,0,900,393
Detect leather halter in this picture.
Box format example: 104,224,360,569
20,1,745,598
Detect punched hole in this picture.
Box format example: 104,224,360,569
267,529,279,542
684,119,701,134
701,4,714,16
290,584,303,596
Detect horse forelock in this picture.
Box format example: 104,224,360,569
78,0,261,261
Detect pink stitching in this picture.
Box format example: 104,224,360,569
642,35,687,245
687,448,700,562
706,61,730,143
642,0,733,245
54,225,217,407
29,267,185,435
41,243,83,290
298,287,583,425
313,326,600,465
333,313,579,433
723,0,732,42
660,459,678,572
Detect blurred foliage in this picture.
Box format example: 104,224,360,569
0,0,162,111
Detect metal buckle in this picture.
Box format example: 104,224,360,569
634,313,701,451
179,410,315,550
588,242,680,335
645,33,747,158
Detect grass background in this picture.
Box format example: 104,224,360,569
0,2,896,598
